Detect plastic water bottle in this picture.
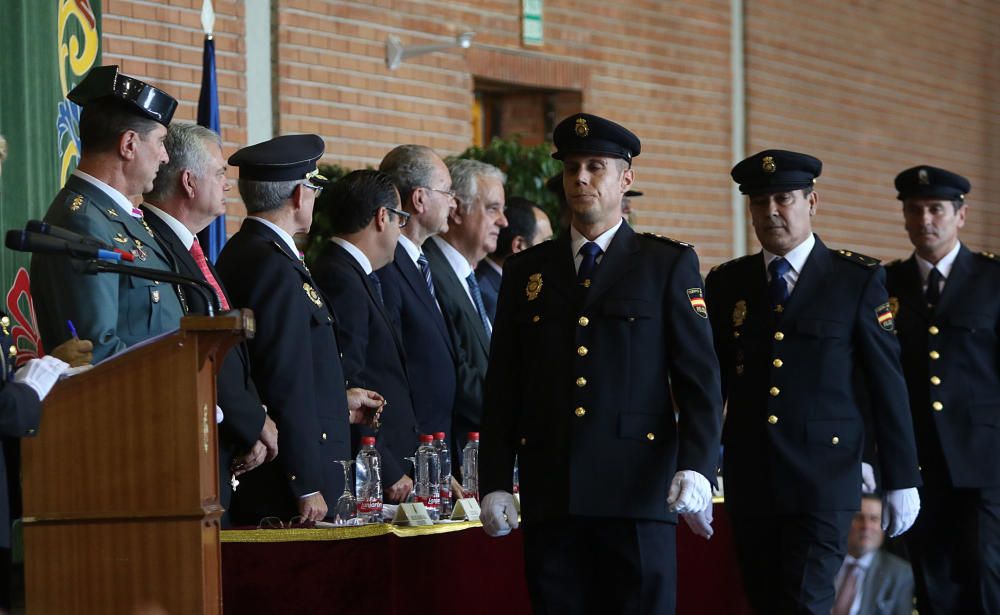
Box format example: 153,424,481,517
414,434,441,520
355,436,383,523
462,432,480,502
434,432,453,517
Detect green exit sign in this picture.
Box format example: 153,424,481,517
523,0,543,46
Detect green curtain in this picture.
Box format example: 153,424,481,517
0,0,101,289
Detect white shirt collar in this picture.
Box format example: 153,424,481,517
429,235,473,280
570,218,624,258
142,203,196,250
843,550,876,571
72,169,136,216
247,216,300,258
397,234,422,266
763,232,816,278
915,241,962,282
330,237,373,275
483,257,503,276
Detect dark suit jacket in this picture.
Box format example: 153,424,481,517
853,551,915,615
705,236,921,514
885,246,1000,487
312,241,419,487
378,243,457,439
424,238,490,437
479,223,723,523
475,259,502,324
0,339,41,549
141,206,266,512
216,219,350,522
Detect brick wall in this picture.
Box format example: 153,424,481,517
101,0,1000,266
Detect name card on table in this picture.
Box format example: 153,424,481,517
451,498,481,521
392,502,434,526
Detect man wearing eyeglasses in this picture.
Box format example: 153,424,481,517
424,159,508,449
216,135,384,524
312,170,421,504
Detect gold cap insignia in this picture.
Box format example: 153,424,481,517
762,156,776,174
303,282,323,307
575,118,589,138
525,273,543,301
918,168,929,185
732,300,747,327
70,195,84,212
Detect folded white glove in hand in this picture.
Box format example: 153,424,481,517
14,356,69,401
480,490,519,537
667,470,712,513
861,462,877,494
681,505,714,539
883,487,920,537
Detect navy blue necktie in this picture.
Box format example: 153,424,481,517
577,242,603,287
768,257,791,309
465,272,492,340
416,253,437,300
925,267,942,307
368,272,384,306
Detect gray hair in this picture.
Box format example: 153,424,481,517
378,144,440,204
447,159,506,214
238,178,300,214
145,122,221,203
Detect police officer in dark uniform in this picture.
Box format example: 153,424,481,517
704,150,922,614
215,135,383,524
479,114,723,615
885,166,1000,615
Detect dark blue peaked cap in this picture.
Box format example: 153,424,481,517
894,165,970,202
552,113,641,164
228,134,330,184
731,149,822,196
67,65,177,127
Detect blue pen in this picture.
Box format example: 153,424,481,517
67,320,78,339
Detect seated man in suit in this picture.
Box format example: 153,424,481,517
475,196,553,324
141,122,277,523
425,159,507,446
312,170,419,504
833,494,914,615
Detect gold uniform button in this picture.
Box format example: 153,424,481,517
930,376,941,386
929,350,940,360
578,316,589,327
646,432,655,441
532,315,540,323
772,358,783,368
290,474,297,481
773,331,784,341
520,437,527,446
26,428,35,436
767,415,779,425
577,346,588,357
769,386,780,397
574,407,586,417
734,331,741,339
928,325,939,335
576,377,587,387
321,432,327,441
932,401,943,411
831,436,840,445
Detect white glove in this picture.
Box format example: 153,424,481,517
667,470,712,513
480,490,519,537
13,356,69,401
861,462,877,494
681,505,714,539
882,487,920,537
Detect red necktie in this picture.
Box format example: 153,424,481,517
832,562,858,615
189,239,230,311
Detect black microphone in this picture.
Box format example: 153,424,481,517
24,221,135,261
81,260,221,317
5,230,123,262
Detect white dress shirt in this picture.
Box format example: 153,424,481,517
570,218,623,273
762,232,816,295
914,241,961,296
330,237,373,274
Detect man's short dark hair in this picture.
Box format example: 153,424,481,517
326,169,399,235
79,98,161,155
492,197,542,258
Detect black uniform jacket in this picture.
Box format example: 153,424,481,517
706,235,921,514
480,223,723,523
885,245,1000,487
312,241,419,487
216,218,350,520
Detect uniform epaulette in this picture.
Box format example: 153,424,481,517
833,248,879,268
977,250,1000,263
640,232,692,248
710,254,751,272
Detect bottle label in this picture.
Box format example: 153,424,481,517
414,494,440,511
358,497,383,515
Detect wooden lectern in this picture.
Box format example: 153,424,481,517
20,313,254,614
